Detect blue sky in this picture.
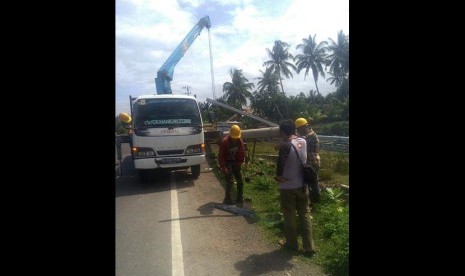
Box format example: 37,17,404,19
116,0,349,115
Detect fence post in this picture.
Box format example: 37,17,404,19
252,138,257,163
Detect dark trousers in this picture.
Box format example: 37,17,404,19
224,163,244,203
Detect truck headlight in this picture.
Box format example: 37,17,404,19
133,147,156,158
185,144,205,154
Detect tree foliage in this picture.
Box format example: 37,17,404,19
198,31,349,130
222,68,254,109
295,34,328,95
263,40,297,95
326,30,349,93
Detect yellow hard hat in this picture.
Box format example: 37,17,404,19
119,112,132,124
295,118,308,128
229,124,241,139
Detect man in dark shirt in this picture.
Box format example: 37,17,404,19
218,125,246,205
276,120,316,256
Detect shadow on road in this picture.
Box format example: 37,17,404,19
158,201,237,223
172,170,197,189
115,156,197,198
158,213,237,223
234,249,294,276
197,201,217,215
197,202,258,224
159,200,265,223
115,156,135,177
115,175,171,197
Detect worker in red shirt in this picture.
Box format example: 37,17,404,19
218,125,245,205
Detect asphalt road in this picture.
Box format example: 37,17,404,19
115,143,326,276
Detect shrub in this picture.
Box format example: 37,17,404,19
334,154,349,174
252,177,273,191
318,169,333,181
314,198,349,276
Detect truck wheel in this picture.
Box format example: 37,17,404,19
138,170,150,182
191,165,201,178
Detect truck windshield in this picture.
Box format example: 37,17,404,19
134,98,201,128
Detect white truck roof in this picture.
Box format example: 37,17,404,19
135,94,197,100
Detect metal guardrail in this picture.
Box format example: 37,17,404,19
319,135,349,153
116,131,349,153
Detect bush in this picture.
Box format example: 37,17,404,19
318,169,333,181
320,205,348,239
334,154,349,174
313,194,349,276
115,117,127,134
252,177,273,191
314,121,349,136
323,232,349,276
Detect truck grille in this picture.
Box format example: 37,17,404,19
157,150,184,156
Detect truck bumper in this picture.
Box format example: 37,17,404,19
134,154,205,170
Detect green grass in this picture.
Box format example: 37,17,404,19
207,142,349,276
319,150,349,187
245,141,278,155
311,190,349,276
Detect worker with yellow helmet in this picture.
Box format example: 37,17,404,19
295,117,321,202
218,124,246,205
119,112,132,124
118,112,134,158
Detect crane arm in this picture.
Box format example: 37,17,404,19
155,16,211,94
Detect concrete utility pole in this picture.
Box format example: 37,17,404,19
183,86,191,96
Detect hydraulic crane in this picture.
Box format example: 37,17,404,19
155,16,211,95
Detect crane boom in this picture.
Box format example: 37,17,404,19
155,16,211,94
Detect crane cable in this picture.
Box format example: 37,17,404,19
208,28,216,100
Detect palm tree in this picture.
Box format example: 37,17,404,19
222,68,254,109
255,66,280,93
307,89,325,105
254,67,284,120
294,34,328,95
263,40,297,95
326,70,346,88
326,30,349,84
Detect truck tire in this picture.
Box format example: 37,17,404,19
191,165,201,178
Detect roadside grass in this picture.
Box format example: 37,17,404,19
319,151,349,188
207,142,349,276
244,140,278,156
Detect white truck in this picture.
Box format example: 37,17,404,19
130,94,205,180
120,16,212,180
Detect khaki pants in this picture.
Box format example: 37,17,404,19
279,187,315,252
